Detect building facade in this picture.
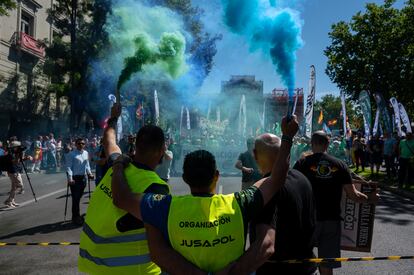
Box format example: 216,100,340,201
0,0,68,139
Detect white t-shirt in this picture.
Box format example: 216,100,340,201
155,150,173,180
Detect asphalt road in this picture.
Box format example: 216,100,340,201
0,172,414,274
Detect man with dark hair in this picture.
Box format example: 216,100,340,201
294,131,378,275
235,137,261,190
66,138,94,225
78,108,171,274
109,107,299,273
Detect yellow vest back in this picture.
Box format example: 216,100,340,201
168,194,245,272
78,164,169,274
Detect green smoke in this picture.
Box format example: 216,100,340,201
117,32,187,90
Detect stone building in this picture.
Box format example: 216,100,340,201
220,75,264,136
0,0,68,139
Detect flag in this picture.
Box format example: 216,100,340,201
318,110,323,124
374,93,392,135
398,102,412,134
328,119,338,126
359,91,372,138
390,97,402,136
305,65,316,138
154,90,159,126
373,109,380,136
341,91,347,138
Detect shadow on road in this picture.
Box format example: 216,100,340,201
0,221,81,240
375,191,414,226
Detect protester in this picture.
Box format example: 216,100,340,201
108,106,298,273
30,136,42,173
231,133,317,275
0,141,5,176
398,132,414,188
155,142,173,182
383,132,397,180
235,138,262,190
294,131,379,275
367,135,383,176
2,141,30,208
78,107,171,274
65,138,94,225
352,133,366,172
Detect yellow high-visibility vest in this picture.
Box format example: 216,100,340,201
78,164,170,274
168,194,245,272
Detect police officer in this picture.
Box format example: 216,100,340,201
78,104,170,274
109,106,299,273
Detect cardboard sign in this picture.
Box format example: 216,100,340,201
340,180,377,252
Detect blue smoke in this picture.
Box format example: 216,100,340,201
222,0,303,100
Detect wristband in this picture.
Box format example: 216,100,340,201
107,117,118,129
281,135,293,145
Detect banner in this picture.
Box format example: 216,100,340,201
341,180,377,252
398,102,412,134
179,106,184,136
374,93,392,135
304,65,316,138
359,91,372,138
341,91,347,137
373,109,380,136
390,97,402,136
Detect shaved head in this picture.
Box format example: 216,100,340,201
254,134,281,175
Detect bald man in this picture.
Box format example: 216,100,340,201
228,132,318,274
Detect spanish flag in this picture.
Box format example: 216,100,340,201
318,110,323,124
328,119,338,126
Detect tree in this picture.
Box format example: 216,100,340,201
325,0,414,117
0,0,16,16
314,95,362,131
44,0,110,132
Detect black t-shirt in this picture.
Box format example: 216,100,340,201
294,152,352,221
252,170,316,275
0,154,22,173
238,151,261,182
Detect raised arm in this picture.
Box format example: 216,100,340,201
104,103,122,157
255,116,299,205
111,160,143,220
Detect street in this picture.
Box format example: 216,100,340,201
1,172,414,274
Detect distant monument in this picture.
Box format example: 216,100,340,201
220,75,264,135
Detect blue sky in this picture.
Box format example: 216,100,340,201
193,0,404,99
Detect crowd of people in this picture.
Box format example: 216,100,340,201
74,103,380,275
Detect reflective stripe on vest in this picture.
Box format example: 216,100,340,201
79,248,151,267
82,223,147,244
168,194,245,273
78,165,169,274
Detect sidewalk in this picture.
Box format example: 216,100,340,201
352,168,414,200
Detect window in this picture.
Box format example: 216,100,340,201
21,12,34,36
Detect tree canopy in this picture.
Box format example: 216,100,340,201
325,0,414,117
0,0,16,16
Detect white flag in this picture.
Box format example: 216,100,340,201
390,97,402,136
186,107,191,130
373,109,380,136
305,65,316,138
398,102,412,134
154,90,159,126
341,91,347,138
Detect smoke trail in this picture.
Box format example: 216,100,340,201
221,0,303,98
117,32,187,89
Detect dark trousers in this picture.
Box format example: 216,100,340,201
384,155,396,179
70,175,86,218
398,158,413,188
355,150,365,170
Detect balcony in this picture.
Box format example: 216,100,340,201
11,32,45,58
